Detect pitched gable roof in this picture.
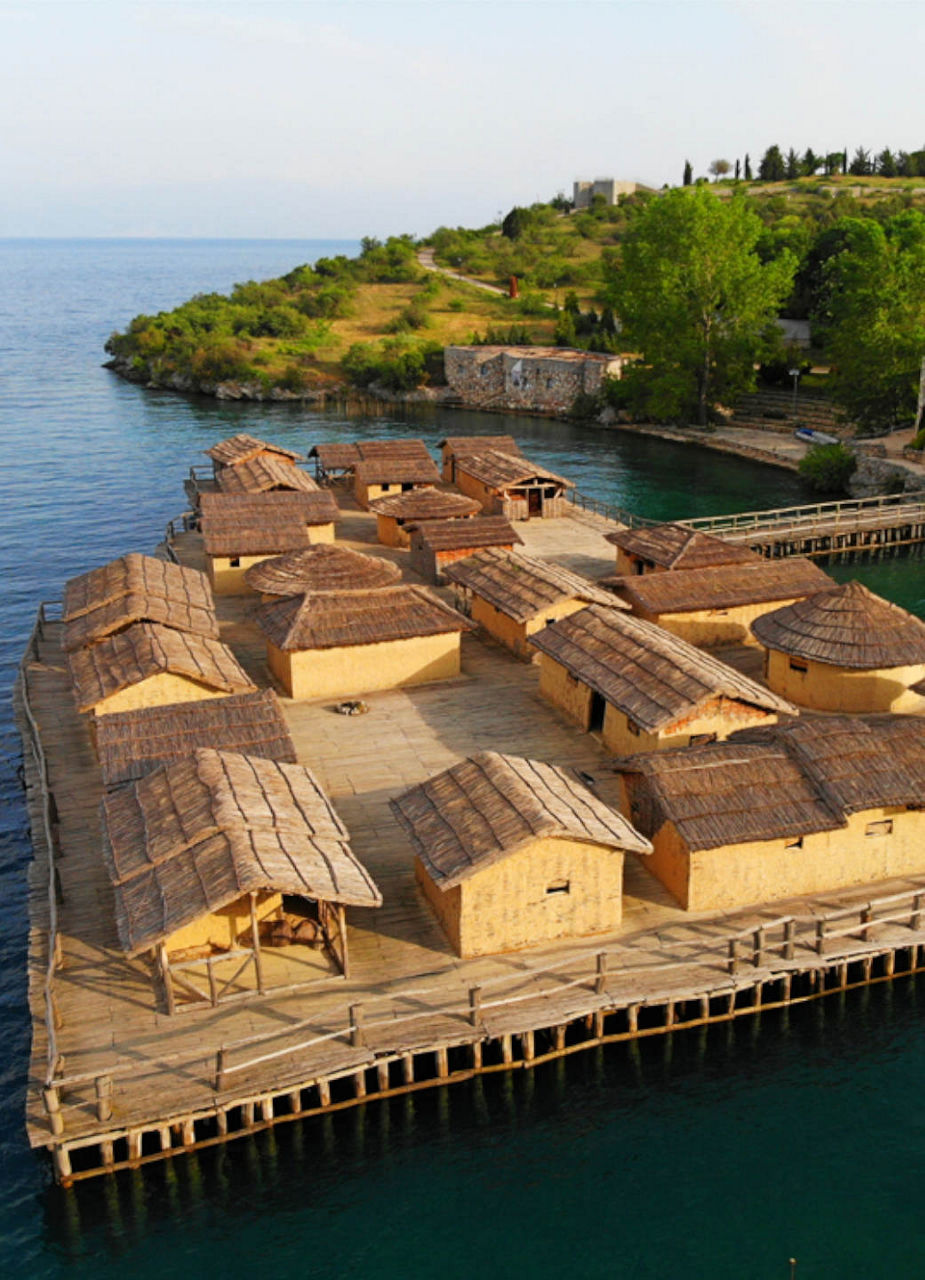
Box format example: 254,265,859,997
608,558,833,614
443,548,618,622
205,433,303,467
215,456,319,495
256,584,471,651
454,449,572,490
605,522,759,570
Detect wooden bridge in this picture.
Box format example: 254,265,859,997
680,492,925,558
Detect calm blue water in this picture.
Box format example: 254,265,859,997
1,240,923,1280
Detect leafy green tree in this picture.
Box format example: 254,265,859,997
798,443,857,494
849,147,872,176
606,187,795,424
709,158,731,181
877,148,897,177
820,212,925,431
759,145,786,181
824,151,843,176
802,149,820,176
683,159,693,186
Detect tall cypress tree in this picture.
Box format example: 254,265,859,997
744,153,752,181
734,158,741,180
683,159,693,186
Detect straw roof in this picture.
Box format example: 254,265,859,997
199,492,339,556
68,620,254,712
437,435,522,458
530,605,794,731
369,489,482,521
205,433,303,467
308,442,360,470
410,517,523,553
94,689,296,787
443,548,618,621
605,522,760,570
607,558,833,614
257,584,472,651
353,457,441,486
62,555,219,653
454,449,572,491
244,544,402,597
102,748,382,955
309,438,433,470
215,456,319,496
751,580,925,669
390,751,651,889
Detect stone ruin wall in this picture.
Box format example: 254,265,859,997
444,347,622,414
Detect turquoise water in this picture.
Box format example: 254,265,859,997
1,240,923,1280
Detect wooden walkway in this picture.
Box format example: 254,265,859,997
18,504,925,1183
681,493,925,558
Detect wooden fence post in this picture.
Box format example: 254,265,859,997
468,986,481,1027
727,938,738,975
95,1075,113,1123
752,927,764,969
350,1004,364,1048
861,906,872,942
43,1085,64,1137
595,952,608,994
214,1048,226,1092
815,919,826,956
912,894,923,931
783,918,795,960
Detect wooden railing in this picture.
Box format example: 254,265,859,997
679,491,925,537
568,490,657,529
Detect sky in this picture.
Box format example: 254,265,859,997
2,0,924,239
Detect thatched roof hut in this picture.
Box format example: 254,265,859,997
530,604,795,754
391,751,651,956
352,456,441,509
454,449,573,519
605,557,833,648
437,434,522,482
369,488,481,547
244,544,402,598
199,491,340,594
605,522,760,575
309,437,432,481
94,689,297,787
215,455,319,496
408,516,522,584
205,433,303,469
615,714,925,911
256,585,472,699
442,547,618,655
68,620,254,716
101,749,381,985
751,580,925,713
62,553,219,653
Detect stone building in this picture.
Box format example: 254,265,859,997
572,179,637,208
444,346,622,415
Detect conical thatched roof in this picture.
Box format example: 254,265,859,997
205,433,303,467
530,605,795,731
256,585,471,651
215,455,319,495
443,548,619,622
369,489,481,521
102,748,382,955
68,620,254,712
244,544,402,597
391,751,651,889
605,522,759,570
751,580,925,669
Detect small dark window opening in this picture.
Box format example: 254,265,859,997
866,819,894,837
546,880,570,896
790,658,808,673
626,717,640,736
230,556,241,568
401,482,414,491
784,837,803,850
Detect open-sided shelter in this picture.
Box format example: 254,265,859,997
68,620,254,718
101,749,382,1008
199,491,340,594
369,488,481,547
391,751,651,957
205,433,303,475
256,584,472,699
606,522,760,576
62,553,219,653
352,455,441,510
453,449,573,519
531,605,796,755
614,715,925,912
94,689,297,787
408,516,523,585
605,557,833,648
308,438,432,483
244,544,401,599
443,547,618,657
215,455,319,496
751,579,925,713
437,435,522,482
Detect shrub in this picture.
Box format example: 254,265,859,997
798,442,857,493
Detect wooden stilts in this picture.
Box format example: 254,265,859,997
402,1054,414,1085
470,1041,482,1070
317,1079,331,1107
501,1035,513,1064
127,1131,142,1161
436,1047,449,1078
43,1085,64,1137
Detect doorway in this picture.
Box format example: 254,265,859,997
588,691,606,732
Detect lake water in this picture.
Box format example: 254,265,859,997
1,239,923,1280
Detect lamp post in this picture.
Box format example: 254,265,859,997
789,367,801,419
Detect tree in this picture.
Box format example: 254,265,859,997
501,206,533,239
744,153,752,181
709,158,731,181
824,151,843,176
734,158,741,180
758,145,786,181
683,159,693,186
802,148,820,177
877,148,897,178
798,443,857,494
786,148,800,180
848,147,872,176
820,212,925,431
605,186,796,425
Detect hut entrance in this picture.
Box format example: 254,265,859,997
588,691,606,732
528,489,542,517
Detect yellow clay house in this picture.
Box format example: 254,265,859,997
352,456,441,510
391,751,652,957
453,449,573,520
369,488,481,548
437,434,522,483
199,491,339,595
215,455,320,496
408,517,522,585
308,438,433,484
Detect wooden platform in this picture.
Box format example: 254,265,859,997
19,503,925,1183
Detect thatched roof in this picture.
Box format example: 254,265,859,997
618,714,925,852
390,751,651,889
369,489,482,521
605,522,760,570
443,548,618,621
410,517,523,553
606,558,833,615
257,584,472,651
751,580,925,669
199,492,339,556
308,442,360,470
215,456,319,496
68,620,254,712
353,457,441,487
309,438,433,470
437,435,522,458
205,433,303,467
62,554,219,653
454,449,572,491
244,544,402,597
530,605,794,731
95,689,297,787
102,748,382,955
